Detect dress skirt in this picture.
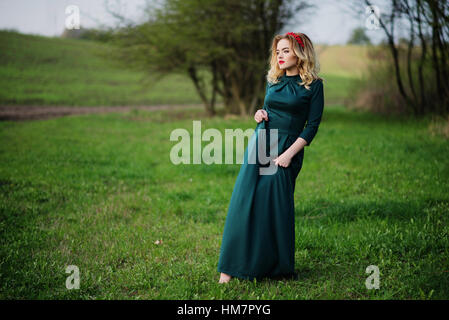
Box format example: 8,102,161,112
217,119,304,281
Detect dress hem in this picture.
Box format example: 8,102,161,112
217,268,296,281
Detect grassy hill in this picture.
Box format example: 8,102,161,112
0,30,202,106
0,30,366,107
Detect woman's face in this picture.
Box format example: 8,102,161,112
276,38,298,71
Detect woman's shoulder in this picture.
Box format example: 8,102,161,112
310,77,324,91
311,77,323,85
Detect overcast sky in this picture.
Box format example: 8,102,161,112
0,0,386,45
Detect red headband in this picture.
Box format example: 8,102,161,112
285,32,304,49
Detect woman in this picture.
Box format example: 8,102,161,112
217,32,324,283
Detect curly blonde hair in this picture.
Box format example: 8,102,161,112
266,32,323,90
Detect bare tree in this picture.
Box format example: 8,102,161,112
347,0,448,115
102,0,312,116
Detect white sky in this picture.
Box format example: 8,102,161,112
0,0,386,45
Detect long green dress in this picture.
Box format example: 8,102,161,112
217,73,324,281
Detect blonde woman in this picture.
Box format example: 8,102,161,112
217,32,324,283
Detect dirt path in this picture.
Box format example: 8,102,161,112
0,104,204,121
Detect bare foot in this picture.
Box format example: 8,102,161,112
219,272,232,283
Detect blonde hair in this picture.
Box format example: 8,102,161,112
266,32,323,90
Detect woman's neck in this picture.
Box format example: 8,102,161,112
285,68,299,77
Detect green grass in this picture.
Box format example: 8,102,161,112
317,44,370,105
0,30,207,106
0,30,366,107
1,105,448,299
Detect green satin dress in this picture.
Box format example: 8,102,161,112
217,73,324,281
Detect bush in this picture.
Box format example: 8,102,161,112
348,42,443,116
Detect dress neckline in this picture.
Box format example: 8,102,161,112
280,73,302,82
283,73,300,78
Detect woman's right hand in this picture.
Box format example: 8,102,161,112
254,109,269,123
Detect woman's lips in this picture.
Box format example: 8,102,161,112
279,61,285,64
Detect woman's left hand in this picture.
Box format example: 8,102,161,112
273,152,292,168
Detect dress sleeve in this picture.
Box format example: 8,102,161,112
298,79,324,146
262,82,270,111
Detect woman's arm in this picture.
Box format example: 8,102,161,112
273,137,307,167
298,79,324,147
283,137,308,158
274,79,324,167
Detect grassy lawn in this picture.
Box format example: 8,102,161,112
1,105,448,299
